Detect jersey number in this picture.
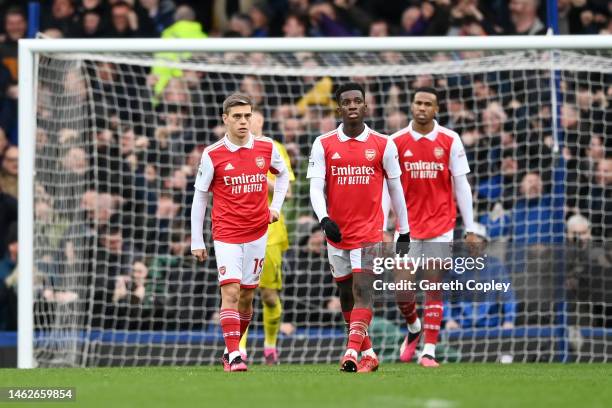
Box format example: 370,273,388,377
253,258,264,275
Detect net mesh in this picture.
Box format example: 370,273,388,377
31,47,612,366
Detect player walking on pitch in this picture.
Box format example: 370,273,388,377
307,82,410,372
191,94,289,372
391,87,478,368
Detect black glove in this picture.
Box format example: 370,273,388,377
396,232,411,256
320,217,342,243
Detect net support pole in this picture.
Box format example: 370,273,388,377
17,41,36,369
27,2,40,39
547,0,569,363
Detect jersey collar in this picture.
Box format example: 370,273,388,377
408,120,439,141
337,123,370,142
223,133,255,152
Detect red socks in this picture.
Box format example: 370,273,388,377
239,311,252,337
220,309,240,353
423,298,443,344
347,308,372,352
397,301,418,325
343,311,373,351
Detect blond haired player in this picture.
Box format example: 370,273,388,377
239,108,295,364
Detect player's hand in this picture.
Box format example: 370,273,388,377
320,217,342,243
192,248,208,262
465,232,480,256
269,209,280,224
396,232,411,256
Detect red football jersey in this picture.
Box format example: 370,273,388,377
392,120,470,239
307,124,401,249
195,135,286,243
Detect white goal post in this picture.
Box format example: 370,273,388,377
18,35,612,368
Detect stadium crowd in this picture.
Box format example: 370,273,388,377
0,0,611,338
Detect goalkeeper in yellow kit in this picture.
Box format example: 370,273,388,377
239,107,295,364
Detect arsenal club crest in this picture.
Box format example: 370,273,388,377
434,147,444,159
365,149,376,161
255,156,265,169
219,266,226,276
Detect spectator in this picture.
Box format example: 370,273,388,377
509,172,564,243
369,19,389,36
0,7,26,82
0,145,17,199
507,0,546,35
284,226,337,325
226,13,253,37
113,260,149,304
249,3,271,37
444,223,516,329
283,12,308,37
149,229,207,328
277,116,303,145
145,193,180,254
566,213,591,244
585,157,612,241
384,110,408,135
400,6,427,36
41,0,79,37
139,0,176,34
151,5,207,100
557,0,588,34
308,1,355,37
0,222,17,330
0,185,16,259
107,1,143,38
0,7,24,143
75,9,105,38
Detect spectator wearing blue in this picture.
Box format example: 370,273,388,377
0,7,25,144
444,223,517,330
139,0,176,35
510,172,564,244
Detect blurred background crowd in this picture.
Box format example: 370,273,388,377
0,0,611,337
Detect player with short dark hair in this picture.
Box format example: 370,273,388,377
191,93,290,372
392,87,478,368
308,82,410,372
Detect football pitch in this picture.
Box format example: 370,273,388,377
1,364,610,408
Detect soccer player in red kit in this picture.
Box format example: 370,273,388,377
308,83,410,372
391,87,478,368
191,93,289,372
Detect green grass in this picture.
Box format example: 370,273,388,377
1,364,611,408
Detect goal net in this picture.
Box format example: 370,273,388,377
24,38,612,366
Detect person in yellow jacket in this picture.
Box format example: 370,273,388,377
151,5,207,103
239,107,295,364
